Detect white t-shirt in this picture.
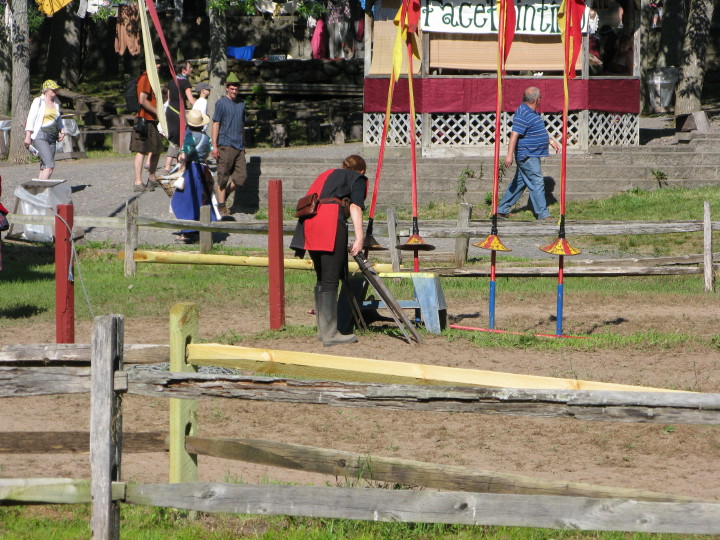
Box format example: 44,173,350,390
192,97,208,132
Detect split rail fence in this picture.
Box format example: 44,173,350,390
6,197,719,289
2,304,720,538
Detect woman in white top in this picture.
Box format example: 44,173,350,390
24,79,66,179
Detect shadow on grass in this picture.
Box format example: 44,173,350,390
0,304,47,319
1,242,55,283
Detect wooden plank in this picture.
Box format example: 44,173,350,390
0,343,168,365
186,343,686,392
431,266,703,277
199,205,212,254
125,373,720,424
169,303,199,485
571,252,718,267
427,221,711,238
90,314,124,540
126,250,394,274
0,479,125,504
0,367,90,396
386,207,402,272
184,436,706,503
704,201,715,292
0,432,166,454
454,203,472,267
124,483,720,534
124,198,138,278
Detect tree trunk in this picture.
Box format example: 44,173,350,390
208,5,227,113
0,13,11,116
656,0,686,68
9,0,31,164
45,0,83,87
674,0,715,116
639,0,655,113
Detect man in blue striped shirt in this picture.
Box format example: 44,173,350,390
497,87,560,221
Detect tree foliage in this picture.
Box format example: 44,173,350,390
208,0,327,18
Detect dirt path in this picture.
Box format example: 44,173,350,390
2,293,719,500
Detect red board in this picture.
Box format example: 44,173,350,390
364,77,641,114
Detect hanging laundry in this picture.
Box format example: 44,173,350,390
115,4,142,56
311,17,327,59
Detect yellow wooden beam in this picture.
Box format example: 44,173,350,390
120,250,395,273
187,344,688,393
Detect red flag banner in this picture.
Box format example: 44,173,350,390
498,0,516,67
558,0,586,78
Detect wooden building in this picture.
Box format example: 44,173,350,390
362,0,641,156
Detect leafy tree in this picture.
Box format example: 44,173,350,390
674,0,716,116
45,0,82,87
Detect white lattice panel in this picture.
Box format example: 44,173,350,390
364,111,638,148
364,113,422,146
588,112,639,146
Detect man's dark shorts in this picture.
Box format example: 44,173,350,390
129,121,165,155
216,146,247,189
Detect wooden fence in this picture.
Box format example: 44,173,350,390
2,304,720,537
7,198,718,278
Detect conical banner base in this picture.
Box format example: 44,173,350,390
363,234,388,251
540,237,582,256
472,234,512,252
396,234,436,251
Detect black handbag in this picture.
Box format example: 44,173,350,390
133,117,148,136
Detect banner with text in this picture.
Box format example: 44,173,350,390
420,0,590,35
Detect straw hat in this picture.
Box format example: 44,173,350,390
186,109,210,128
42,79,60,93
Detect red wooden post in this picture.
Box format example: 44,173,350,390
268,180,286,329
55,204,75,343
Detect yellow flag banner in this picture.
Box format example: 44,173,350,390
36,0,72,16
137,0,167,136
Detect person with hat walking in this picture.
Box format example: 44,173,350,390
211,81,247,217
24,79,66,180
171,109,214,241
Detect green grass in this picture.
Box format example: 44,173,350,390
0,505,711,539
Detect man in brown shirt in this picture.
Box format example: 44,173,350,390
130,60,165,192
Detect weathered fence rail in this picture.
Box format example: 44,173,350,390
2,309,720,536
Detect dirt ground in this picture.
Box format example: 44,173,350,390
1,293,719,501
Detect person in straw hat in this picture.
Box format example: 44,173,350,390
170,108,215,242
24,79,66,179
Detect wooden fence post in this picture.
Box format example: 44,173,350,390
387,207,401,272
199,205,212,254
703,201,715,292
169,303,199,484
90,314,124,540
55,204,75,343
124,198,138,278
454,203,472,267
268,179,286,329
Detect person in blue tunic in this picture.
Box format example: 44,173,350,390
497,87,560,221
170,109,215,242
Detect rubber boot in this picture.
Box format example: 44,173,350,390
317,291,357,347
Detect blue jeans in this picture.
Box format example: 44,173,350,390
497,156,550,219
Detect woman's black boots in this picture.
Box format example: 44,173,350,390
316,289,358,347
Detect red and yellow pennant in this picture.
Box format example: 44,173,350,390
557,0,586,79
391,0,421,82
498,0,516,71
